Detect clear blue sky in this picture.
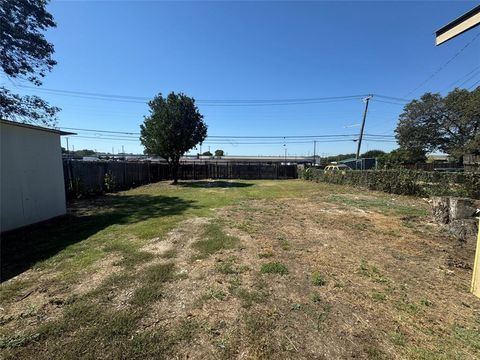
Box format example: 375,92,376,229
6,1,480,156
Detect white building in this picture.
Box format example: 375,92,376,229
0,119,74,232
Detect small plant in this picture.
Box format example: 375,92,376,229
216,257,248,274
371,291,387,302
389,330,406,346
203,287,227,301
258,251,274,258
311,292,321,303
260,262,288,275
104,172,115,192
420,298,433,307
312,272,326,286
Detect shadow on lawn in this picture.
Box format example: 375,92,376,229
1,194,196,282
177,180,254,188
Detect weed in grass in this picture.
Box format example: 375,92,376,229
359,259,389,283
389,330,406,346
290,303,301,310
453,324,480,352
371,291,387,302
227,275,242,293
175,270,189,280
276,235,291,250
261,262,288,275
216,257,248,275
364,344,386,360
420,298,433,307
312,272,326,286
201,287,227,302
396,299,419,315
258,251,274,258
0,333,40,349
311,292,322,303
313,304,331,331
177,319,200,343
192,223,239,258
232,287,266,308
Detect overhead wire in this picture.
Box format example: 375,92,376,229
405,31,480,97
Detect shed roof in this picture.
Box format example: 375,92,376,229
0,119,76,136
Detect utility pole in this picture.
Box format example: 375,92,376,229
313,140,317,166
66,137,69,158
122,145,125,155
356,95,372,160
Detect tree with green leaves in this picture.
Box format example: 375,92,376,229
214,149,224,157
201,151,213,157
377,148,426,168
0,0,59,125
395,88,480,161
361,150,385,158
140,92,207,184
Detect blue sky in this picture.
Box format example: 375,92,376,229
5,1,480,156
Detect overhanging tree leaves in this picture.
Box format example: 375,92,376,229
140,92,207,184
0,0,59,125
395,88,480,160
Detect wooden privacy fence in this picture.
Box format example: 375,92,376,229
63,160,297,197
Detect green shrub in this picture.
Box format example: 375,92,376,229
299,168,479,199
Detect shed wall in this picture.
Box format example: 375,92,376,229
1,123,66,231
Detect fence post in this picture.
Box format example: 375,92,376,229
472,218,480,298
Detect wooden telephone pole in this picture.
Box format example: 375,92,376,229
355,95,372,160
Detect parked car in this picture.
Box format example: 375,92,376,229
324,164,351,172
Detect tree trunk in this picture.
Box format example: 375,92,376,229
172,160,179,185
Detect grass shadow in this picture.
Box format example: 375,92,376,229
177,180,254,188
1,194,196,281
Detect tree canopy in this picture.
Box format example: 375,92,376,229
0,0,59,125
395,88,480,160
361,150,386,158
140,92,207,184
214,149,224,157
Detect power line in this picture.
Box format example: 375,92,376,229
60,126,394,137
469,79,480,89
15,84,412,107
457,71,480,88
372,99,407,106
70,136,396,145
405,31,480,97
441,65,480,91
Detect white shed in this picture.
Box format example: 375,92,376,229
0,119,74,232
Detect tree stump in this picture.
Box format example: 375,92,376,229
431,196,450,224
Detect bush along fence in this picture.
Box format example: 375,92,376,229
63,160,298,198
299,168,480,199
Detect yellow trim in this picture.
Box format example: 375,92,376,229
471,218,480,298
